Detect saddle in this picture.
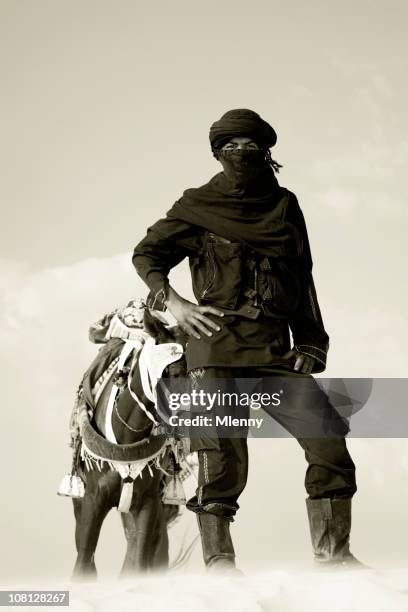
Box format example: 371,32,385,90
61,316,193,512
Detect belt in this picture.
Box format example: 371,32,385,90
215,304,261,320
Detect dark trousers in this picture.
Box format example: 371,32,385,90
186,366,357,518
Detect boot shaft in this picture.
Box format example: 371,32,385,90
306,498,352,562
197,512,236,568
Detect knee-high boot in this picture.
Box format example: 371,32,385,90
196,512,239,572
306,498,366,568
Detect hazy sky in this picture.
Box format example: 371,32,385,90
1,0,407,329
1,0,407,584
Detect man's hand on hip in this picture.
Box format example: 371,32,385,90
165,287,224,339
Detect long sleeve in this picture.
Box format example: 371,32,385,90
286,193,330,373
132,216,200,310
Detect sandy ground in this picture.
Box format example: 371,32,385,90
3,568,408,612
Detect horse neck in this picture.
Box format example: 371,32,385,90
93,380,153,445
92,330,185,445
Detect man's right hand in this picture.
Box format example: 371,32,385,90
165,287,224,339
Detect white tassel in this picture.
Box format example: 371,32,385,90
57,474,85,498
162,474,186,506
118,480,134,513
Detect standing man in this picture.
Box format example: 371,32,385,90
132,109,361,571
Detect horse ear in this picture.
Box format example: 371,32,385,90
143,309,172,341
143,308,159,337
171,325,188,347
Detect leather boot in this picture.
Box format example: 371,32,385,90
196,512,241,574
306,498,366,569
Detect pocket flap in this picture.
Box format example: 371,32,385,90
210,242,242,262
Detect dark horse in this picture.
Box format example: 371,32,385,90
72,309,187,580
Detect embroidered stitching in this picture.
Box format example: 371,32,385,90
295,349,325,365
296,344,327,356
197,448,210,506
203,451,209,484
151,288,166,309
308,285,318,321
189,367,206,389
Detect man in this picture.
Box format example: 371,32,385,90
132,109,361,571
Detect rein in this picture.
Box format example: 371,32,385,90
114,402,153,434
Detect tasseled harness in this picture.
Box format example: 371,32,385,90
60,333,193,512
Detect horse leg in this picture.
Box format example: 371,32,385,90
72,498,83,554
150,503,173,571
120,494,162,576
150,522,169,571
71,471,117,581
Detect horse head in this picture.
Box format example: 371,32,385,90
143,309,188,379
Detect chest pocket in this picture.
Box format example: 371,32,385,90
190,232,243,309
257,249,303,314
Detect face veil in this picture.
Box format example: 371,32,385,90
215,148,270,184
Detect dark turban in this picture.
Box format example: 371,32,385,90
209,108,277,150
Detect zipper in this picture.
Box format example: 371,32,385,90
253,257,258,306
201,246,216,298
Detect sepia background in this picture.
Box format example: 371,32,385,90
1,0,407,586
